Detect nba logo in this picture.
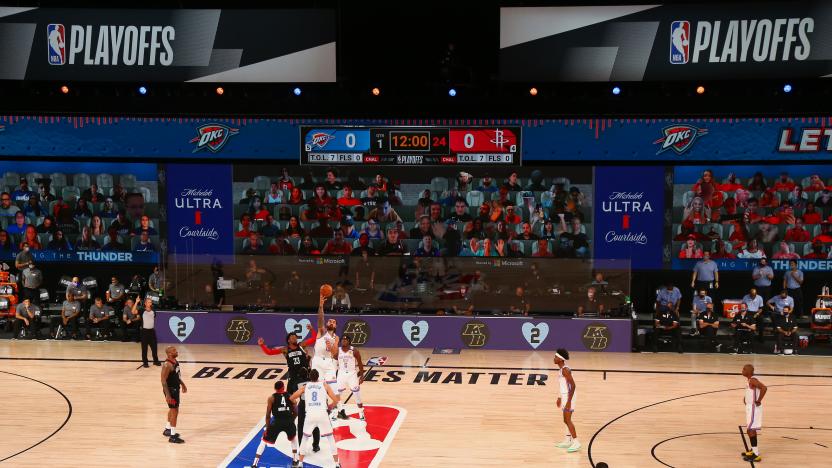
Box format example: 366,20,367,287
669,20,689,64
47,24,66,65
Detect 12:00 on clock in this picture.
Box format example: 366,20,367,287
388,131,431,151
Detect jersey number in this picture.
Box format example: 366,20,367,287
311,391,318,402
292,356,301,365
530,327,540,344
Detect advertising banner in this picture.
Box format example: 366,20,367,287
501,2,832,82
165,163,233,257
157,312,632,353
0,8,335,82
4,115,832,161
594,166,666,270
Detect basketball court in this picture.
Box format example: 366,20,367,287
2,342,829,467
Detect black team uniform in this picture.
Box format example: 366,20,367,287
263,391,296,444
165,358,181,410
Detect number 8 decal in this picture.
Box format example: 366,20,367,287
311,391,318,402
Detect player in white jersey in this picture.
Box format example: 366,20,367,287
290,369,341,468
554,348,580,452
741,364,767,463
335,335,366,421
310,295,339,390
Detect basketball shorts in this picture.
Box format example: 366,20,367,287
311,356,337,384
560,393,575,412
302,411,334,437
263,420,296,444
337,370,360,392
745,404,763,431
165,387,180,409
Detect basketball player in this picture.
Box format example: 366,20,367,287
252,381,299,468
290,369,341,468
294,367,320,453
741,364,767,462
161,346,187,444
335,335,366,421
258,323,321,451
310,295,339,407
554,348,580,452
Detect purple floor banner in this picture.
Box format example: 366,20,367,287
156,311,631,352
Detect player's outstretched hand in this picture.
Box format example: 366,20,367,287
319,295,326,306
257,337,265,346
306,323,314,333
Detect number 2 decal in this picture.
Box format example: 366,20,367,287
530,327,540,344
410,325,420,341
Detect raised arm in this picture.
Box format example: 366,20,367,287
317,295,326,335
300,325,318,347
257,337,284,356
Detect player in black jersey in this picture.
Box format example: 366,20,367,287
258,324,320,451
253,381,299,468
161,346,187,444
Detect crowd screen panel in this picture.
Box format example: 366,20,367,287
167,253,631,316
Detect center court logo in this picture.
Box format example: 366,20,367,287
670,20,690,64
342,319,371,346
460,320,489,348
581,323,611,351
226,318,253,344
190,124,239,153
654,124,708,155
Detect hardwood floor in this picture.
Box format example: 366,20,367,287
1,340,830,467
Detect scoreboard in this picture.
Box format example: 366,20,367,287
300,126,521,166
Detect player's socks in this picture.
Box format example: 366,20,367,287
170,426,176,436
290,437,299,460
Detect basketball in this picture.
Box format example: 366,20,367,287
320,283,333,297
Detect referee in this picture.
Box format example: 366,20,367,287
134,296,161,367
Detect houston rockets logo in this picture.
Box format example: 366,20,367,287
222,405,407,468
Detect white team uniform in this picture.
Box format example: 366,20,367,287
745,379,763,431
310,333,338,384
302,382,334,437
558,366,575,411
336,346,360,392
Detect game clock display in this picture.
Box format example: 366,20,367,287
301,125,521,166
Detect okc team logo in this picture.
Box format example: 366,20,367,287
190,124,239,153
654,124,708,155
306,132,334,150
47,24,66,65
670,20,690,64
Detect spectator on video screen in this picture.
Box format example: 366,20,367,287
457,172,473,191
235,213,253,238
503,172,521,191
75,226,100,251
802,202,821,225
309,215,334,239
748,172,767,191
774,201,796,225
0,192,20,218
125,192,145,222
37,181,55,204
287,187,304,205
410,216,434,240
771,241,799,260
446,198,472,223
803,240,827,259
755,220,778,244
711,240,735,259
73,198,93,219
788,186,808,209
36,216,58,235
367,199,401,224
47,230,72,251
249,197,269,221
679,235,703,259
285,216,304,239
269,232,296,255
415,235,440,257
134,231,155,252
277,168,294,192
297,236,319,255
759,188,779,209
378,227,407,256
102,226,128,252
517,222,538,241
98,198,118,218
683,196,711,225
111,184,128,205
351,233,375,256
81,183,104,203
88,215,104,237
7,211,27,236
322,230,352,255
504,205,522,225
20,226,42,250
12,177,34,203
24,197,44,218
717,172,744,192
324,169,342,192
361,183,383,208
259,214,280,237
265,182,283,204
477,173,498,193
465,218,488,240
738,239,766,259
815,189,832,207
133,215,158,237
337,184,361,207
362,218,384,240
785,217,811,242
0,230,13,252
773,172,795,192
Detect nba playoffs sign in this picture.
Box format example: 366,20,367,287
165,163,233,257
500,2,832,81
0,8,335,82
594,166,666,270
157,312,632,352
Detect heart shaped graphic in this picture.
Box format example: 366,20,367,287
402,320,429,346
521,322,549,349
285,318,313,341
169,316,195,343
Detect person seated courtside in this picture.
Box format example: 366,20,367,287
697,302,720,352
654,301,683,353
775,306,799,355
